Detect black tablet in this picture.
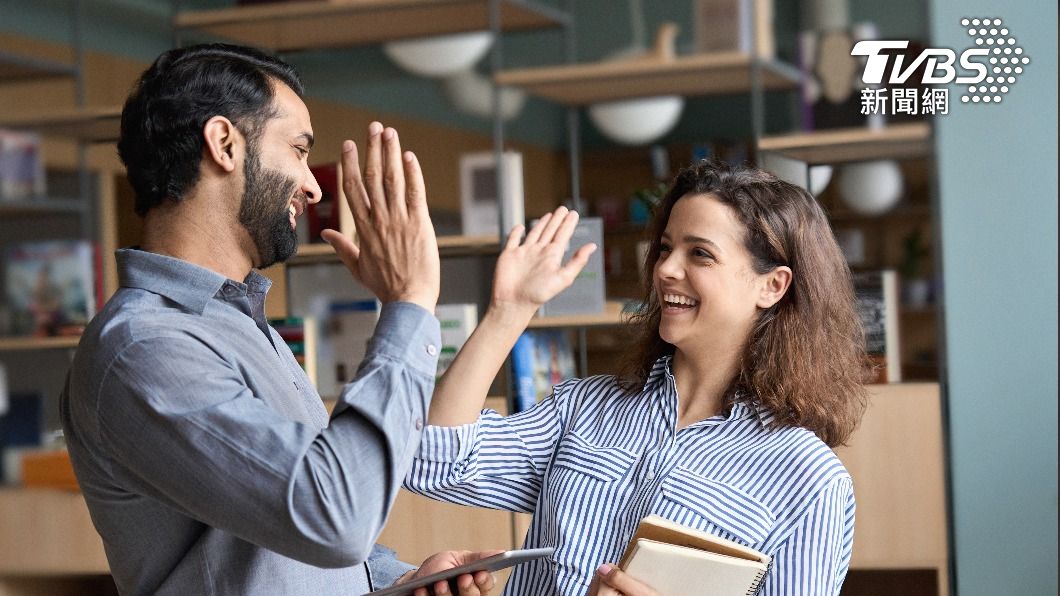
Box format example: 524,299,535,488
367,547,554,596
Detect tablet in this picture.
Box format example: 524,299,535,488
367,547,554,596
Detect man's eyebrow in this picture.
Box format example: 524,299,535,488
296,132,315,149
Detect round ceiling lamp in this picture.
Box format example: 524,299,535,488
383,31,494,78
837,159,904,215
442,69,526,121
758,152,833,196
588,96,684,146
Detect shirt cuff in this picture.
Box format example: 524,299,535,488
367,302,442,379
416,419,481,463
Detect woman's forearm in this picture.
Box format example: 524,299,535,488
428,303,536,426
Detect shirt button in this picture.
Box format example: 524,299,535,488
645,470,655,480
426,344,437,356
415,418,423,430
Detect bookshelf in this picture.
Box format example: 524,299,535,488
0,49,76,83
175,0,568,51
289,233,501,264
0,198,85,216
527,300,628,328
496,51,800,105
0,106,123,144
756,123,933,165
0,335,81,352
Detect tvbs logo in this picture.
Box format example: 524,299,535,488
852,18,1030,103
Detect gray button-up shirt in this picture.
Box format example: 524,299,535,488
60,248,440,595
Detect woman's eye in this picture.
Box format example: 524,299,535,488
693,248,715,261
659,243,672,253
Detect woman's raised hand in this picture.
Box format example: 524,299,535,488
490,206,596,316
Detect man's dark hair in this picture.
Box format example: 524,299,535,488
118,43,304,216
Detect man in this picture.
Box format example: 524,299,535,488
60,43,494,595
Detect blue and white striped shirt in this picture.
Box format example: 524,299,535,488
406,357,855,595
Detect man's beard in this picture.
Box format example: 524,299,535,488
238,147,301,269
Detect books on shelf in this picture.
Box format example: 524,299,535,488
853,270,901,383
0,129,45,200
0,392,42,485
435,303,478,380
538,216,606,317
459,150,525,237
269,316,319,388
3,240,98,337
510,329,576,413
618,514,771,596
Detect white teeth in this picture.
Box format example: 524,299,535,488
289,204,297,217
663,293,698,306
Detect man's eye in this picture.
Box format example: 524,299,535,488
295,146,309,157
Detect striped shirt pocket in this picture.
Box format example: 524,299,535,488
657,466,776,547
551,432,638,482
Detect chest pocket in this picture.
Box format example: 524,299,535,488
551,432,639,482
658,466,776,547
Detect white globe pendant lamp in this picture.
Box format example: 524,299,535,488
758,152,833,196
383,31,494,78
588,96,684,145
442,69,526,121
836,159,904,215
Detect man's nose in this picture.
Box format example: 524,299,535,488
303,165,323,204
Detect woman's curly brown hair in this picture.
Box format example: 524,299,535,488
618,159,868,447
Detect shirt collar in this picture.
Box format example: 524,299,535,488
646,354,772,428
116,248,272,314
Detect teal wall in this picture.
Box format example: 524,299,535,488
930,1,1059,594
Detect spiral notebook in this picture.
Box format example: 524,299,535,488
618,515,772,596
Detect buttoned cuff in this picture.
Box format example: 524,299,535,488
416,420,480,463
367,302,442,379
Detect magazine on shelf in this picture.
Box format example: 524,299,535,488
3,240,98,337
0,129,45,200
315,299,380,399
538,216,606,317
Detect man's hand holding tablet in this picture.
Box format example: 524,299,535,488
371,548,556,596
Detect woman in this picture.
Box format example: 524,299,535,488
406,160,868,595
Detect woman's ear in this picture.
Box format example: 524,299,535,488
757,265,793,309
202,116,241,173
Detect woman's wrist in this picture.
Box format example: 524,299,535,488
485,300,538,328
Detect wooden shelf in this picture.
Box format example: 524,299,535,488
175,0,566,52
528,300,628,328
0,335,81,352
495,52,800,106
290,234,501,264
757,123,932,165
0,106,122,143
0,198,85,216
0,50,76,83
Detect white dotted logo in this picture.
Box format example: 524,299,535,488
960,17,1030,104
